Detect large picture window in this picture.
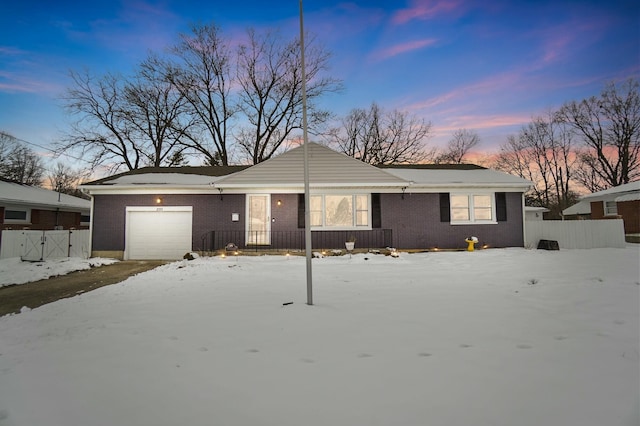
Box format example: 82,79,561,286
450,194,495,224
310,194,370,229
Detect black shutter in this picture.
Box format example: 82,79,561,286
298,194,305,228
496,192,507,222
439,193,450,222
371,193,381,228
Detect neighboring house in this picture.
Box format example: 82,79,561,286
561,200,591,219
81,143,532,260
0,178,91,250
524,206,550,221
1,178,91,232
562,181,640,239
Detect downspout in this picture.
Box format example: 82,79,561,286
85,189,94,258
56,191,61,228
521,192,527,247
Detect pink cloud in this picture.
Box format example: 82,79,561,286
527,15,609,68
392,0,465,25
0,71,62,94
371,38,437,62
406,69,525,112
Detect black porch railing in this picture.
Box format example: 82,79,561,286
200,229,392,252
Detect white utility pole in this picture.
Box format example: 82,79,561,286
299,0,313,305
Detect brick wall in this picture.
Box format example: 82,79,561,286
92,194,245,252
380,192,524,249
29,210,83,230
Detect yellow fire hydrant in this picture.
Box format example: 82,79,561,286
465,237,479,251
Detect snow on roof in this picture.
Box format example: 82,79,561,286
616,192,640,202
79,145,531,191
105,173,224,185
0,180,90,211
382,168,532,188
562,200,591,216
581,181,640,200
83,166,249,186
525,206,550,212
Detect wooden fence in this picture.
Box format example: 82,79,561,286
525,219,626,249
0,230,91,261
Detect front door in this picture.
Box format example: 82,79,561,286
247,195,270,245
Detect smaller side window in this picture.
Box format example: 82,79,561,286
604,201,618,216
4,209,30,222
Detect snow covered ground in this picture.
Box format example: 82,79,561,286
0,257,118,287
0,247,638,426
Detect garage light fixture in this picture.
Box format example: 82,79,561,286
155,197,163,204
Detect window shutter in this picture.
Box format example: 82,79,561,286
496,192,507,222
439,193,450,222
298,194,305,228
372,193,381,228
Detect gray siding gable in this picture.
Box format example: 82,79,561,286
215,143,406,187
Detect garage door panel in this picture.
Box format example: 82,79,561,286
126,208,192,260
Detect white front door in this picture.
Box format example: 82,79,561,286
247,195,270,245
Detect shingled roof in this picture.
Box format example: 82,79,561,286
84,165,250,185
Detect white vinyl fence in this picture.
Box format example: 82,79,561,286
525,219,626,249
0,229,90,260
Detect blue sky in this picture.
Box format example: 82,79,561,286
0,0,638,166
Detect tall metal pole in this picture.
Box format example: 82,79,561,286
299,0,313,305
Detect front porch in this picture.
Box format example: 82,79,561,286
200,229,393,253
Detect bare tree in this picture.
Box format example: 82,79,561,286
493,111,578,217
165,23,236,165
59,61,193,172
0,131,14,166
236,28,341,164
435,129,480,163
58,70,144,172
47,162,90,198
124,56,193,167
0,143,44,186
557,78,640,190
59,23,341,168
327,102,434,165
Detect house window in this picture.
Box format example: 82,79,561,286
310,194,370,229
604,201,618,216
450,194,496,224
4,209,30,223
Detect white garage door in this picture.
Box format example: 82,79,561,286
126,207,193,260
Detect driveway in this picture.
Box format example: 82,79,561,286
0,261,166,317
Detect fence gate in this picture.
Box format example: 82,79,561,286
0,230,90,261
21,231,47,261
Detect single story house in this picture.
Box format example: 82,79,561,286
0,178,91,251
1,178,91,232
81,143,532,260
562,181,640,239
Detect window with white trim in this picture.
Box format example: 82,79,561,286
310,194,370,229
450,194,496,224
604,201,618,216
4,208,30,223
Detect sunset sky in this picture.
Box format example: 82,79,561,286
0,0,638,167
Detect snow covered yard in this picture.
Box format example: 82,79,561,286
0,247,638,426
0,257,118,287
